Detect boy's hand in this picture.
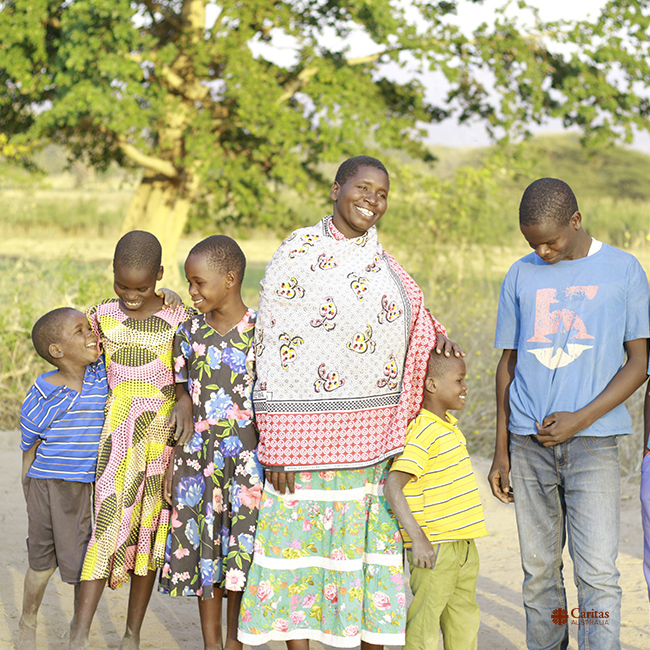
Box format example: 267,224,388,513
488,453,514,503
163,452,175,506
534,411,584,447
156,287,183,309
433,334,465,358
411,534,437,569
265,470,296,494
170,392,194,445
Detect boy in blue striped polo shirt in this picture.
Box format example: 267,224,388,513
19,307,108,648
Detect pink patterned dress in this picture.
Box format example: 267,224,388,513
81,299,191,588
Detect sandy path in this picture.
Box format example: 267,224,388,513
1,431,648,649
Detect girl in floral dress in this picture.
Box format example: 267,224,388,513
160,235,262,650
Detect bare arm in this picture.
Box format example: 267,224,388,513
488,349,516,503
169,384,194,445
641,339,649,458
156,287,183,309
534,338,648,447
384,470,436,568
164,446,175,506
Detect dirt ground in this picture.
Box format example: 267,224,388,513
1,430,648,650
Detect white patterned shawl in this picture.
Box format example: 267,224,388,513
253,216,446,470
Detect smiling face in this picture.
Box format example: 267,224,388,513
425,355,468,418
330,165,389,238
520,212,590,264
51,310,100,367
184,252,232,314
113,263,163,313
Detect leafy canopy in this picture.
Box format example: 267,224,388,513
2,0,650,231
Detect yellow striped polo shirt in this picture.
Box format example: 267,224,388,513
390,409,488,546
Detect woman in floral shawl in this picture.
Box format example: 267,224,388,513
238,156,458,650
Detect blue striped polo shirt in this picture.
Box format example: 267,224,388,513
20,356,108,482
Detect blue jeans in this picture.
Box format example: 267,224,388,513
510,434,621,650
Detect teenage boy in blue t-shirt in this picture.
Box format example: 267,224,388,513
489,178,649,650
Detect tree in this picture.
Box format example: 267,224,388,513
2,0,650,283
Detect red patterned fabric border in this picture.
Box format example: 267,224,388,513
255,228,446,469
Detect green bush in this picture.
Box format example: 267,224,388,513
420,276,502,459
2,191,126,238
2,248,646,476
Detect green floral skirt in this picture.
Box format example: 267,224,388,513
238,461,406,647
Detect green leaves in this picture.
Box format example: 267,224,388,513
3,0,650,234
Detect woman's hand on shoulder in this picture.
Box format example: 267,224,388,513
434,333,465,358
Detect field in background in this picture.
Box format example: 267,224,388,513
2,135,650,475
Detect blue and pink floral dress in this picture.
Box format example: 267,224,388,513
159,309,262,599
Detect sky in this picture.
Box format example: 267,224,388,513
443,0,606,32
424,0,604,147
422,0,650,152
237,0,648,152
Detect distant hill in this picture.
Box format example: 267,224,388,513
425,134,650,249
431,133,650,202
512,134,650,202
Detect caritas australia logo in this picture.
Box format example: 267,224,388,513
551,608,609,625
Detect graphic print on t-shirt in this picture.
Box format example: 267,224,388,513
527,286,598,369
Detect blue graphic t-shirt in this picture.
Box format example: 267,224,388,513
494,243,650,437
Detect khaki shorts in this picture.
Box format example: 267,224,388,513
24,477,93,584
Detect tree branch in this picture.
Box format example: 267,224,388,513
128,52,209,103
208,4,226,34
117,137,179,178
347,52,385,66
275,47,403,103
277,67,319,104
46,16,62,29
142,0,184,31
182,0,206,32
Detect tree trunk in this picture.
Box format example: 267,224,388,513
120,169,199,290
117,0,207,291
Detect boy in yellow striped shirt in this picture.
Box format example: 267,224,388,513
385,350,488,650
